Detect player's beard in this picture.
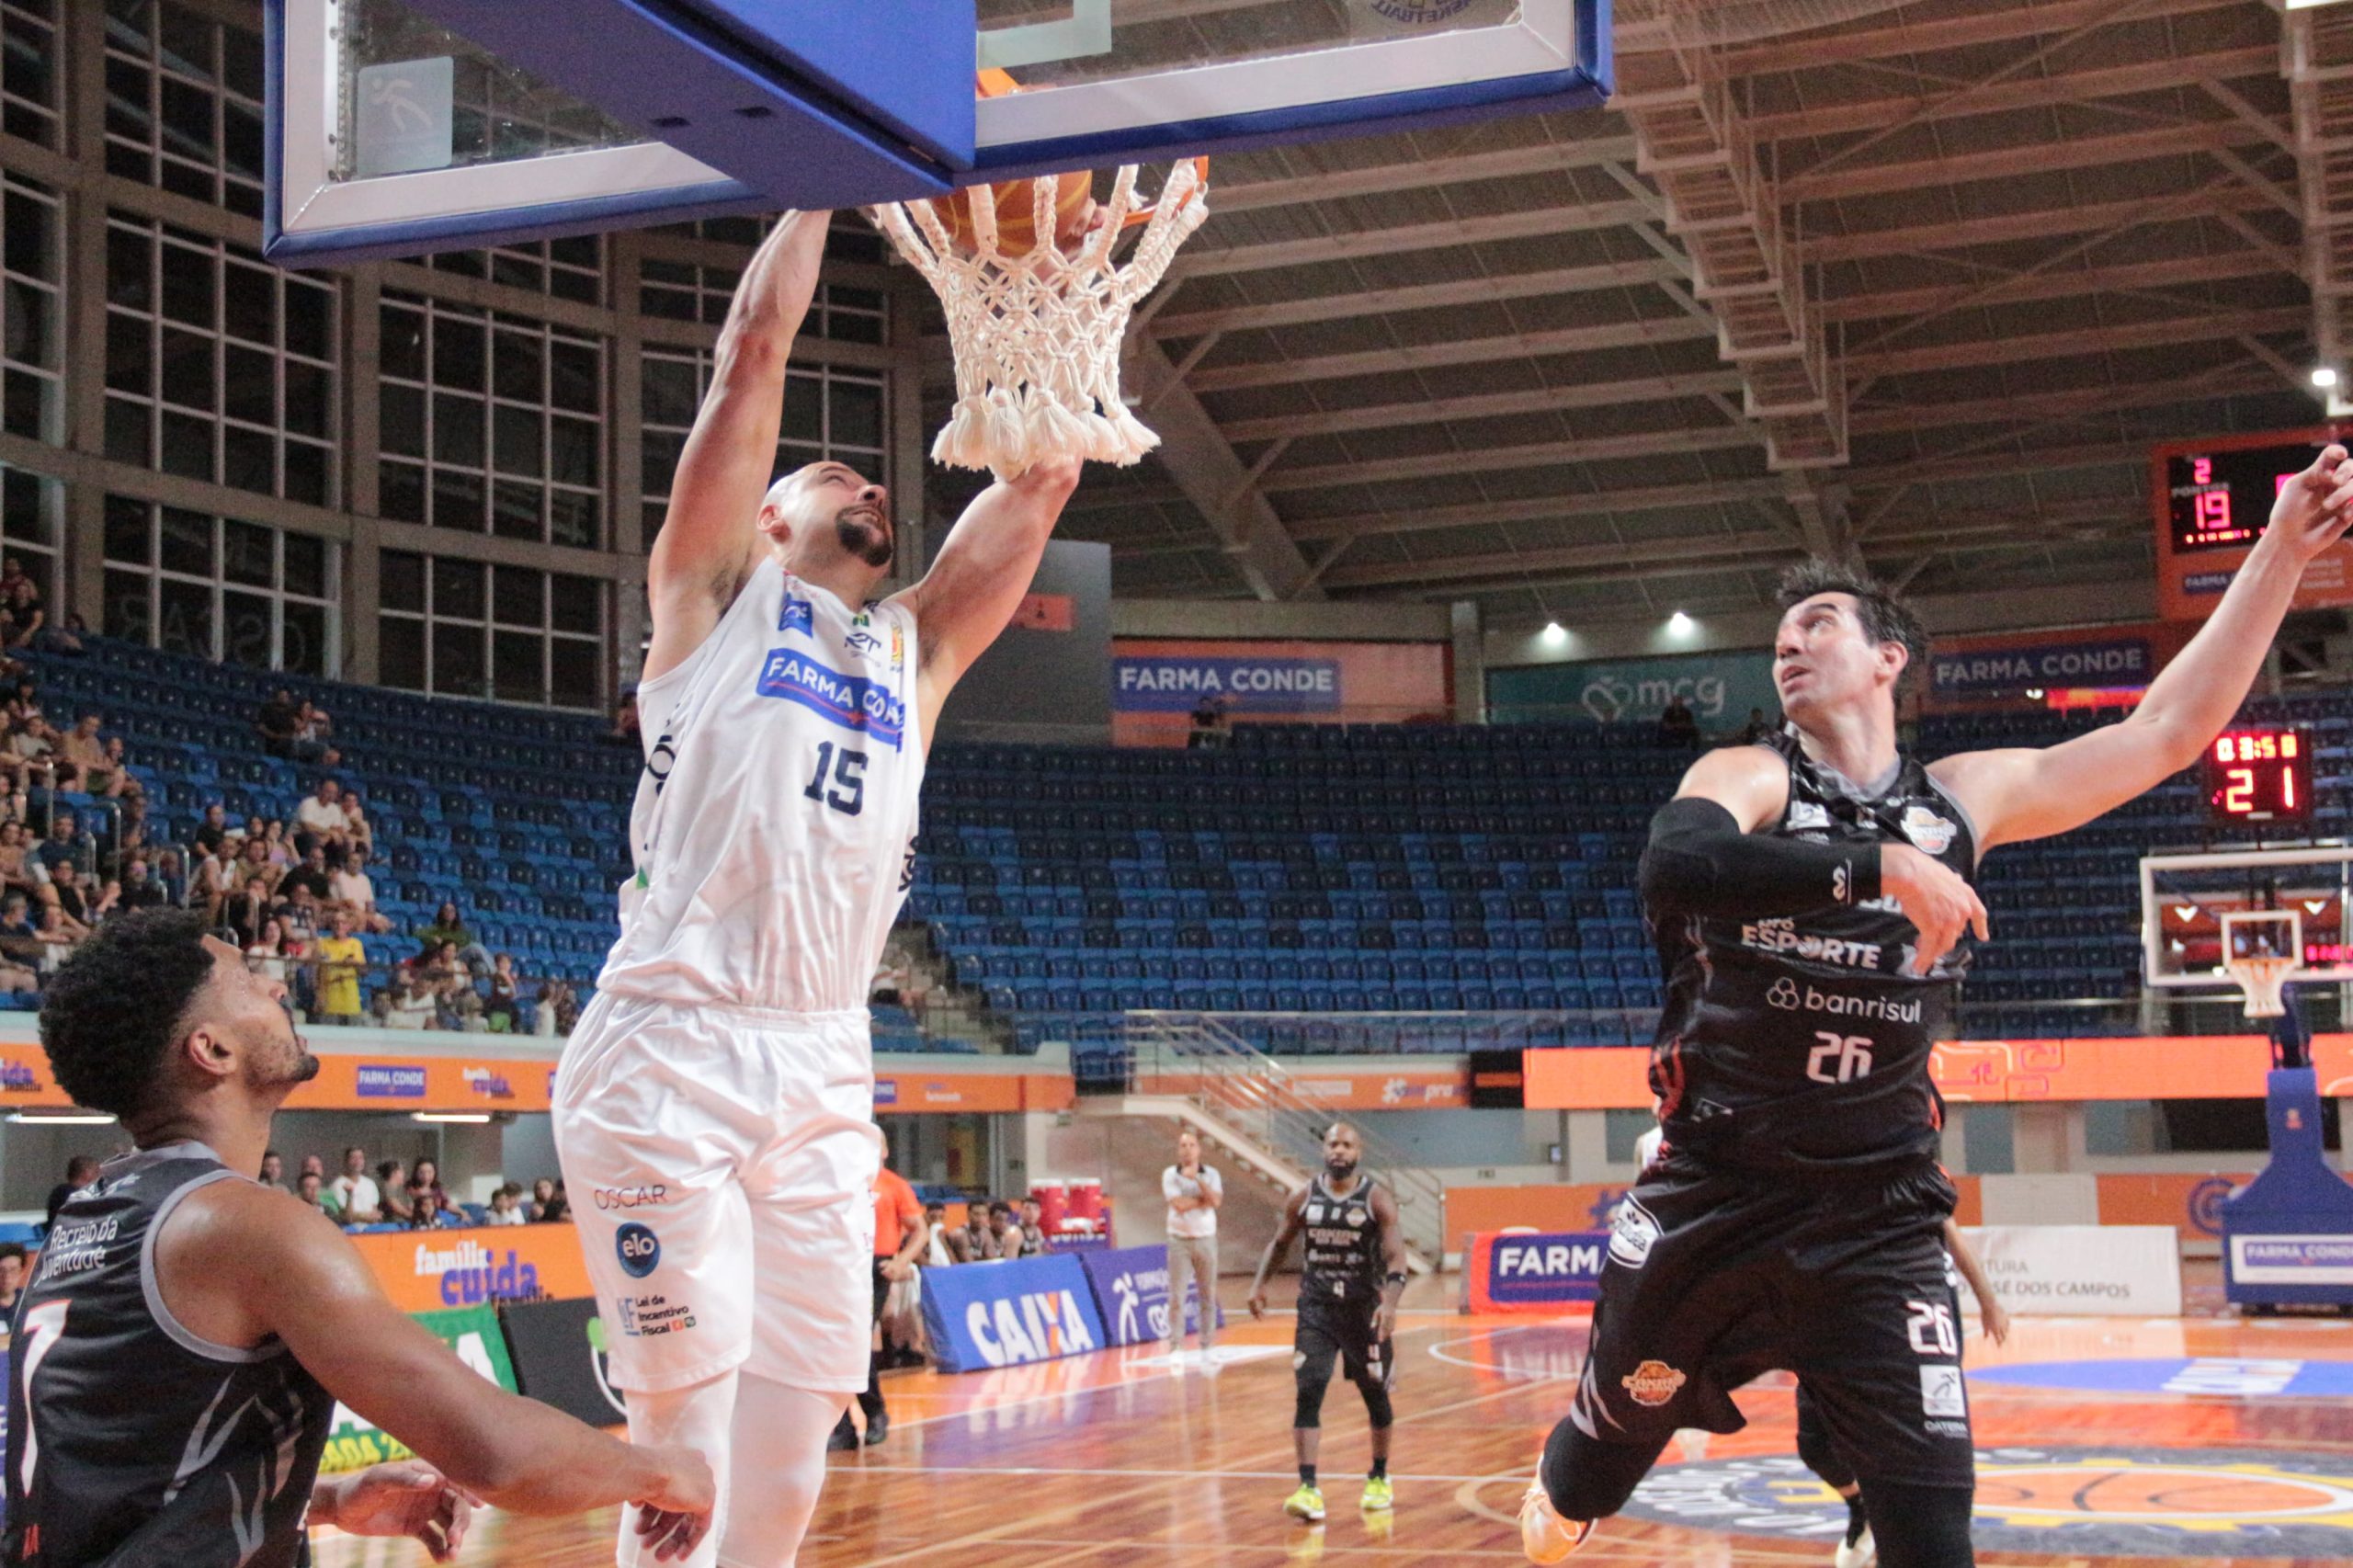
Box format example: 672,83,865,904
835,506,893,568
1325,1155,1358,1180
256,1025,323,1089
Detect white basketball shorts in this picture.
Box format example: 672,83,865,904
553,991,880,1395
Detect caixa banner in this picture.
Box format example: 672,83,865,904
918,1253,1108,1373
1464,1230,1609,1314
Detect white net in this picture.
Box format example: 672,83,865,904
870,162,1211,480
2229,956,2298,1019
1643,0,1915,44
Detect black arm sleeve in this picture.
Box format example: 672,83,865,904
1638,797,1881,920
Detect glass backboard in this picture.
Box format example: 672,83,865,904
268,0,1610,266
2142,846,2353,987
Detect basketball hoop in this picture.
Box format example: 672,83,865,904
870,157,1210,479
2222,910,2304,1020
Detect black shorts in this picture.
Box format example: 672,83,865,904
1296,1295,1392,1389
1574,1157,1970,1490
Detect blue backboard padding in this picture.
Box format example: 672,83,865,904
664,0,975,166
394,0,959,204
970,68,1612,183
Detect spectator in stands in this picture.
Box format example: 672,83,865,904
59,713,106,790
276,883,321,949
36,812,88,880
484,952,520,1032
295,778,345,851
224,874,274,948
0,1242,24,1314
115,858,167,914
410,1187,462,1230
377,1160,415,1225
298,1153,326,1184
292,699,338,766
1,716,52,794
233,839,280,903
150,846,187,908
0,937,35,994
486,1185,528,1226
328,849,392,934
195,842,239,923
412,1158,449,1207
313,911,366,1025
193,802,232,858
45,862,91,926
0,560,31,611
418,901,494,977
260,822,296,871
948,1204,996,1262
97,735,142,801
0,820,31,899
338,789,373,855
256,687,301,757
46,1154,98,1225
331,1146,384,1224
1737,706,1775,744
535,977,578,1036
606,691,640,747
529,1178,570,1223
259,1150,286,1190
295,1169,334,1216
283,844,333,903
38,609,85,656
380,963,437,1030
1658,694,1701,748
0,890,35,947
33,903,84,971
1188,693,1230,750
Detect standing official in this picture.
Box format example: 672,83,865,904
1162,1128,1222,1361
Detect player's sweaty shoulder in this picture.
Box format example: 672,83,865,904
1671,743,1790,834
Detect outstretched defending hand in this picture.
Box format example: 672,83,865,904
322,1461,477,1563
2268,443,2353,561
631,1445,719,1562
1881,842,1987,976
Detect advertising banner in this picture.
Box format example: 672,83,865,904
1110,638,1450,744
1926,620,2191,709
1487,651,1779,731
917,1253,1108,1374
1075,1244,1223,1346
2229,1234,2353,1286
345,1223,596,1312
1958,1226,2183,1317
322,1304,518,1473
504,1295,630,1428
1463,1230,1608,1313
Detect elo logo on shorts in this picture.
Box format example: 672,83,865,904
616,1221,662,1279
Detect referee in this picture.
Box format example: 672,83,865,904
831,1145,926,1451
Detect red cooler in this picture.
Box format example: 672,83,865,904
1068,1178,1104,1222
1032,1180,1068,1233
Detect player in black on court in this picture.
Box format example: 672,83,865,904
7,909,715,1568
1521,444,2353,1568
1248,1120,1407,1524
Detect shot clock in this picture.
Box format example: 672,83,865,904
2153,429,2353,619
2204,727,2312,825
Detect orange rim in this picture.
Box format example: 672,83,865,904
972,70,1209,228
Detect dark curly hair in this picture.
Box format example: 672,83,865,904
40,908,217,1120
1776,557,1928,676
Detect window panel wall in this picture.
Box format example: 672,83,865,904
379,549,604,709
0,171,59,445
639,261,883,345
639,351,887,549
380,291,604,548
102,0,267,219
1,0,60,149
104,213,338,505
102,496,339,676
428,236,602,304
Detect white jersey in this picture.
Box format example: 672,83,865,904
598,558,923,1011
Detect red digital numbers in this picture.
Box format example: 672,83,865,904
2206,727,2312,824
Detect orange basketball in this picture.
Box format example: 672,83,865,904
935,169,1096,258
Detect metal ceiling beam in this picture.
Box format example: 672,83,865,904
1173,199,1656,279
1742,47,2278,142
1259,424,1766,494
1783,120,2279,205
1846,304,2308,378
1284,478,1790,543
1326,528,1792,591
1211,137,1643,216
1847,365,2282,434
2278,0,2353,399
1802,187,2281,264
1217,369,1746,443
1149,258,1686,338
1186,314,1720,392
1817,249,2294,324
1720,0,2250,78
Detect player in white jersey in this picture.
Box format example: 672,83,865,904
552,209,1083,1568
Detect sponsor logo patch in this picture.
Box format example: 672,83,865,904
1900,805,1959,856
1786,801,1832,833
595,1185,668,1210
779,597,813,635
1921,1364,1968,1419
755,650,906,749
616,1221,662,1279
617,1292,696,1337
1621,1359,1687,1408
1608,1198,1661,1270
356,1063,426,1098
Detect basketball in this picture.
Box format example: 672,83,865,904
934,169,1097,258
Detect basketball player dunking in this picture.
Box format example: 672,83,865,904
1522,447,2353,1568
554,210,1083,1568
1247,1122,1407,1523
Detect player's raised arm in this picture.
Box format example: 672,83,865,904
1933,443,2353,851
894,456,1085,736
643,210,832,684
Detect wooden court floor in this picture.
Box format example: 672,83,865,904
314,1278,2353,1567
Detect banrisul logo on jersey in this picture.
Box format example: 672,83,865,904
756,650,905,749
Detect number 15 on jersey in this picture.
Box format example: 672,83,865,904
804,742,867,816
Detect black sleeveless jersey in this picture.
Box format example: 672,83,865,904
1298,1173,1383,1306
4,1143,335,1568
1647,733,1981,1173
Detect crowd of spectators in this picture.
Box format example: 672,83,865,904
267,1144,573,1233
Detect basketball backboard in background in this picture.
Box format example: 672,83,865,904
267,0,1611,265
2142,846,2353,989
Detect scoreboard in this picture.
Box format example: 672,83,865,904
2152,428,2353,619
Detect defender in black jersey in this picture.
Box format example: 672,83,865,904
1525,445,2353,1568
1248,1122,1407,1523
9,911,714,1567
